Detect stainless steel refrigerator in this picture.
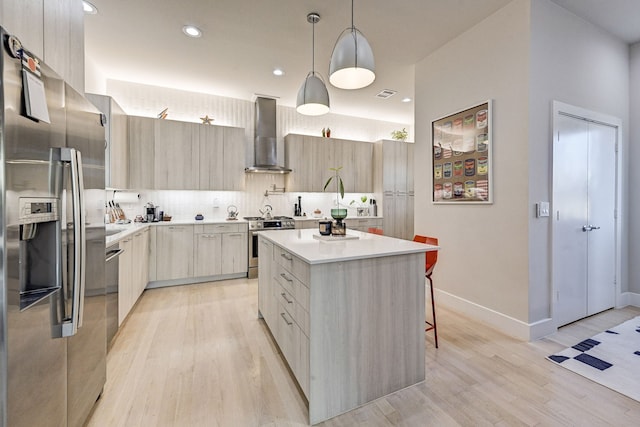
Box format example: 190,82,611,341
0,27,106,427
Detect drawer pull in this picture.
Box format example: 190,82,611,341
280,273,293,283
280,312,293,326
281,292,293,304
280,253,293,261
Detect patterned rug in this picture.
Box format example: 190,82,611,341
547,316,640,402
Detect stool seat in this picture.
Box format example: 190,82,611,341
413,235,439,348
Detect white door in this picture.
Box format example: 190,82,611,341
553,112,616,327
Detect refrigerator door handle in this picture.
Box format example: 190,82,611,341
61,148,86,337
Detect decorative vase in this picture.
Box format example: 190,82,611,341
330,208,347,235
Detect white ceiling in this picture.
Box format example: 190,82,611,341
84,0,639,125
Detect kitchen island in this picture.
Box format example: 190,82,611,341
257,228,437,424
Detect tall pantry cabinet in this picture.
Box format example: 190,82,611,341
374,140,415,240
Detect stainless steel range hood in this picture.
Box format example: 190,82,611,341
245,96,291,174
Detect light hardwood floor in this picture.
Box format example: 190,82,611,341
87,278,640,426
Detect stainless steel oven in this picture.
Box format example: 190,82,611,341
245,216,294,278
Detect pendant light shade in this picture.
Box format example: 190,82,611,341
297,72,330,116
297,13,330,116
329,0,375,90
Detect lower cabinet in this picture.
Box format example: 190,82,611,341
118,228,150,325
156,225,194,281
260,238,310,398
152,223,248,284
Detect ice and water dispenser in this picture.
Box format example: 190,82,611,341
18,197,62,310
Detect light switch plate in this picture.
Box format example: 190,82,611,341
536,202,550,218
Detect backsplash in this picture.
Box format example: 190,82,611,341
108,175,379,222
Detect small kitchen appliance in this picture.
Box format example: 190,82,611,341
145,201,156,222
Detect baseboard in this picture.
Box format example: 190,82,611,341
146,272,247,289
619,291,640,307
435,289,554,341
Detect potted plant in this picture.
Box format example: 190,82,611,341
391,128,408,141
323,166,347,232
350,195,370,216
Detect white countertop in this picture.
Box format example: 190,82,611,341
258,228,437,265
105,218,248,246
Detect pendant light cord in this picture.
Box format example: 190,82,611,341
351,0,354,29
312,18,315,74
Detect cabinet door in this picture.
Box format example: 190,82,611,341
394,194,408,240
258,237,274,324
132,231,145,300
156,226,194,280
2,0,44,59
141,227,150,291
286,134,325,192
44,0,84,93
395,141,408,193
382,141,396,193
223,127,245,191
407,143,414,193
128,116,155,189
406,195,414,241
154,120,199,190
383,193,395,238
198,125,224,190
334,139,355,193
222,232,248,274
118,237,133,325
110,100,129,189
352,141,373,192
194,233,222,277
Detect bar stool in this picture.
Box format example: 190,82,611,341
413,235,439,348
367,227,384,235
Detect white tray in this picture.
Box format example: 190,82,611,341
313,233,359,241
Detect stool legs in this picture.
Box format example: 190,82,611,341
425,274,438,348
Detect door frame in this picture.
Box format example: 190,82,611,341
551,101,623,328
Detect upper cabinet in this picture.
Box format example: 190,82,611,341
87,94,129,189
1,0,85,93
285,134,373,193
374,139,415,194
128,116,245,191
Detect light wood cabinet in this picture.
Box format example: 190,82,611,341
117,236,133,325
154,120,199,190
87,94,129,189
221,232,248,274
198,125,224,190
285,134,372,193
1,0,84,92
258,237,275,325
128,116,155,189
118,229,150,325
374,139,415,239
128,116,245,190
193,223,248,277
194,233,222,277
155,225,194,281
222,127,246,191
344,218,383,232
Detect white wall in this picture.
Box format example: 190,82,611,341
528,0,629,323
629,42,640,297
414,0,531,334
415,0,631,340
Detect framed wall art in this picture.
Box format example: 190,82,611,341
432,100,493,204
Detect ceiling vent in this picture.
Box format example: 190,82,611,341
375,89,397,99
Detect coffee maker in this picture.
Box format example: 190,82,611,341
145,202,157,222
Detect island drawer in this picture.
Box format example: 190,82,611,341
274,263,309,313
277,282,309,337
276,299,310,398
274,245,310,285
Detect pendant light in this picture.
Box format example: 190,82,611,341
329,0,375,90
296,13,330,116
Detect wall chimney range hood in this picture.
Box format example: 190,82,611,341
245,97,291,174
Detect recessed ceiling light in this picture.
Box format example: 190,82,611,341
182,25,202,38
82,1,98,14
273,68,285,76
401,97,412,103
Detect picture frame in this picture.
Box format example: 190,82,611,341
431,100,493,204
